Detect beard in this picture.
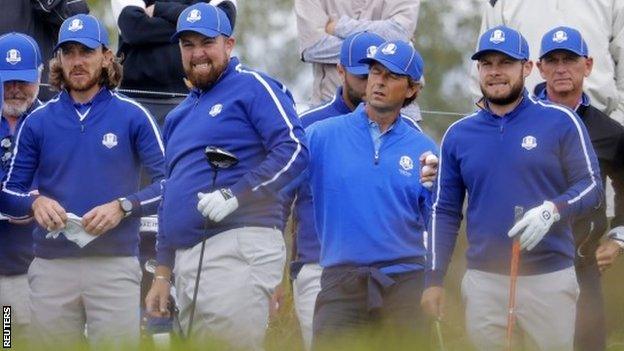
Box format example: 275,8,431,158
185,58,228,90
344,81,364,107
480,74,525,106
3,88,39,118
63,67,102,92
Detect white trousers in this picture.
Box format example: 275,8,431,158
293,263,322,350
174,227,286,351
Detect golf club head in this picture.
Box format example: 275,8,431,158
204,146,239,169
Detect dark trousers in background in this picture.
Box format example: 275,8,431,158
312,266,427,350
574,260,606,351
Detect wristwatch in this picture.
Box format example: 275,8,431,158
117,197,134,217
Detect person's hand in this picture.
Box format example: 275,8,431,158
32,195,67,231
508,201,559,251
421,286,445,319
269,284,285,320
146,266,172,318
596,239,623,272
145,4,155,17
197,189,239,222
82,200,125,236
420,151,439,189
325,18,337,35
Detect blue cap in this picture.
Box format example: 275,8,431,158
340,31,385,75
0,33,42,83
472,26,529,60
359,40,424,81
539,26,588,59
172,3,232,42
55,14,109,52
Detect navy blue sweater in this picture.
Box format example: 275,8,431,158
307,104,436,274
156,57,308,268
2,89,165,258
428,92,602,286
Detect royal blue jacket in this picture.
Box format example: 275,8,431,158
306,104,436,274
428,92,602,286
156,57,308,269
0,101,39,275
2,89,165,259
290,89,423,278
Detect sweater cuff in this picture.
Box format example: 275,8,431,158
156,247,175,270
425,270,445,288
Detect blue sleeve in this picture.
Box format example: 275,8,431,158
229,73,309,203
550,110,603,219
426,129,465,287
1,117,38,217
155,119,175,268
125,107,166,216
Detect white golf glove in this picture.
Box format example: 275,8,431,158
508,201,560,251
197,189,239,222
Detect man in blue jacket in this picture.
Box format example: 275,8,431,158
1,14,165,348
306,40,437,347
535,26,624,351
421,26,602,351
0,32,43,347
144,3,308,350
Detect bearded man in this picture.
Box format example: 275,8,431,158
421,26,602,351
144,3,308,350
1,14,166,348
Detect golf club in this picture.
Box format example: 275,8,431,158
187,146,239,338
434,318,447,351
506,206,524,351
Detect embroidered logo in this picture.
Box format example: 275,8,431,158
489,29,505,44
381,43,397,55
521,135,537,150
552,30,568,43
366,45,378,58
5,49,21,65
187,9,202,23
102,133,118,149
209,104,223,117
68,19,83,32
398,155,414,177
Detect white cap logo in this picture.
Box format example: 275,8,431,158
6,49,21,65
68,19,83,32
552,30,568,43
490,29,506,44
521,135,537,150
399,156,414,171
187,9,202,23
381,43,397,55
209,103,223,117
366,45,378,58
102,133,118,149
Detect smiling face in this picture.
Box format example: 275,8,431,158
365,62,417,113
179,32,235,90
537,50,592,97
477,52,532,106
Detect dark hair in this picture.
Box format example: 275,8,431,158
402,78,420,107
48,48,123,91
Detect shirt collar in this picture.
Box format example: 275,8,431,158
537,87,590,110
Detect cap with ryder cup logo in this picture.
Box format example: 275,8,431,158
54,14,109,52
539,26,588,59
471,25,529,60
172,3,232,42
359,40,424,81
0,33,42,83
340,31,385,75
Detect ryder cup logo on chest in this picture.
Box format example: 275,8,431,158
521,135,537,150
490,29,505,44
187,9,202,23
552,30,568,43
399,155,414,177
209,104,223,117
102,133,118,149
5,49,21,65
68,19,83,32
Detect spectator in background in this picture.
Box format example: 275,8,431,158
0,32,44,349
294,0,422,121
0,0,89,101
112,0,237,125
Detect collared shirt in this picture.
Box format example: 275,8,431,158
368,117,397,159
